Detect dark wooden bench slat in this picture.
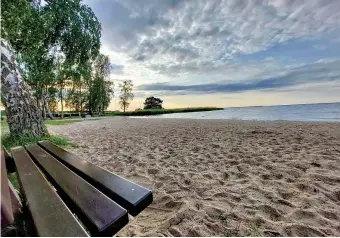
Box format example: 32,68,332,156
3,147,15,173
38,140,153,216
25,144,128,236
11,147,89,237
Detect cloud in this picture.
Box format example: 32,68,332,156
85,0,340,77
137,59,340,94
111,64,124,74
86,0,340,109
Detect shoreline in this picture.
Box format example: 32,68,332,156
127,116,340,123
48,117,340,236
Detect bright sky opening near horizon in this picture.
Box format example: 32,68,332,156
85,0,340,110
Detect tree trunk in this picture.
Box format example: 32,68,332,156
1,41,48,137
41,90,46,119
36,91,39,109
45,102,54,120
42,92,54,120
80,84,83,112
60,85,64,119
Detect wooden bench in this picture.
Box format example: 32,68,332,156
10,141,153,237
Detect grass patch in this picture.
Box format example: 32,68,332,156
1,119,86,136
1,133,77,151
45,119,83,126
8,173,20,193
105,107,224,117
48,135,77,147
245,219,263,237
1,208,36,237
216,212,229,221
1,120,9,136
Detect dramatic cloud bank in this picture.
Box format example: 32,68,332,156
138,59,340,93
85,0,340,108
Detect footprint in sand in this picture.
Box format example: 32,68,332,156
147,168,159,175
283,224,326,236
319,210,340,221
257,204,284,221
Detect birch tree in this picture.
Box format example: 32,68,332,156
1,0,101,136
119,80,134,112
1,41,48,137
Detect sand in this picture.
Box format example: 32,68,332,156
48,117,340,236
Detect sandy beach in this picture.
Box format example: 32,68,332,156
48,117,340,236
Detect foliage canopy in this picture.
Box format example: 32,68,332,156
1,0,113,117
144,96,163,109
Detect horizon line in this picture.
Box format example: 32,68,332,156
222,101,340,109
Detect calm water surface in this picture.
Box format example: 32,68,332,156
142,103,340,122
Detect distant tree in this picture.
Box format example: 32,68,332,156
66,80,84,112
64,53,113,115
119,80,134,112
144,96,163,109
48,96,58,113
87,54,113,115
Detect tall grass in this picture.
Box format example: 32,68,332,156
1,134,77,150
45,119,83,126
105,107,224,116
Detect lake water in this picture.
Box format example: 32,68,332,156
145,102,340,122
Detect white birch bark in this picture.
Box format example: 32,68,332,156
1,40,48,137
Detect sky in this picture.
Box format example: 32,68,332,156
84,0,340,110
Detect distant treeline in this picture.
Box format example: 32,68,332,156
1,107,223,120
104,107,224,116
